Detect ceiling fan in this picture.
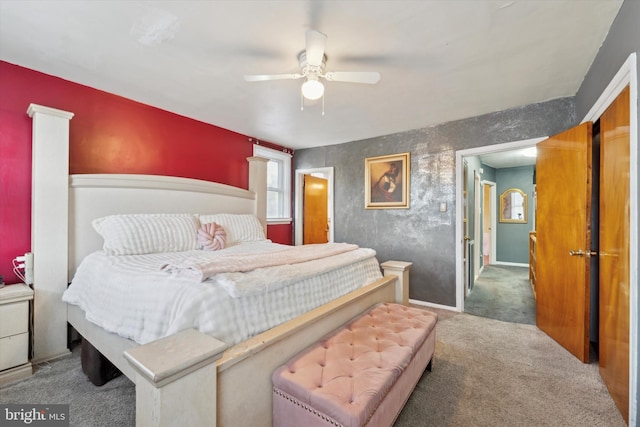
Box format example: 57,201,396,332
244,30,381,112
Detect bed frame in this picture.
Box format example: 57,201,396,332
29,104,412,426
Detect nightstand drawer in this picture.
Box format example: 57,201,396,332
0,333,29,371
0,301,29,338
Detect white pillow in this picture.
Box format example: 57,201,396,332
198,213,266,246
92,214,199,255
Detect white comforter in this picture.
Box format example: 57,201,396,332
63,241,382,346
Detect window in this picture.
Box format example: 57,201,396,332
253,145,292,223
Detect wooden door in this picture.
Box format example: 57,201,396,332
599,86,630,423
303,174,328,244
536,122,592,362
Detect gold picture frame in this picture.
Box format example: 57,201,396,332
499,188,527,223
365,152,410,209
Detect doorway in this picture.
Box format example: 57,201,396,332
459,145,537,325
455,137,546,311
294,167,334,246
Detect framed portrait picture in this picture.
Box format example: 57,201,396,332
365,152,410,209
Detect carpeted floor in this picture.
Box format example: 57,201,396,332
394,308,625,427
463,264,536,325
0,345,135,426
1,307,624,427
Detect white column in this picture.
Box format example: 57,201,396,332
380,261,413,305
27,104,74,362
124,329,227,427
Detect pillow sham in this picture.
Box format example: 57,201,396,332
198,213,265,246
92,213,199,255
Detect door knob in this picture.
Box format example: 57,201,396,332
569,249,598,257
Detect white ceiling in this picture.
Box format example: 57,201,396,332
480,146,537,169
0,0,623,153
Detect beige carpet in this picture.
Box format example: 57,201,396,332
1,308,626,426
395,308,626,426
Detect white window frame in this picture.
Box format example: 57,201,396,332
253,144,292,224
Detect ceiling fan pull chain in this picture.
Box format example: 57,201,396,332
322,94,325,116
300,91,304,111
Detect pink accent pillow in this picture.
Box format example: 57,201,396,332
197,222,226,251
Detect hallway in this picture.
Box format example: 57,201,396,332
464,265,535,325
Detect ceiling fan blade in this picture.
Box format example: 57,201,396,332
324,71,381,84
244,73,303,82
305,30,327,67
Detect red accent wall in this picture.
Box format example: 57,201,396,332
0,61,293,283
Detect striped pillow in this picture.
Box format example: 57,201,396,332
198,213,265,246
92,214,199,255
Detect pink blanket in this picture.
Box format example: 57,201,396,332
161,243,359,282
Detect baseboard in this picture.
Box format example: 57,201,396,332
31,349,72,366
493,261,529,268
409,299,460,312
0,362,32,386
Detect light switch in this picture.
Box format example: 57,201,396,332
439,202,447,212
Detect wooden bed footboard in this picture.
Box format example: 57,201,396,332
215,274,403,427
68,264,411,427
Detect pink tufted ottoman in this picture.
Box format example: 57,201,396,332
272,303,438,427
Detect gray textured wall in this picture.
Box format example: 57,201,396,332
295,97,575,306
575,0,639,121
495,165,535,264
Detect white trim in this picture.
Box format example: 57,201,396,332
493,261,529,268
294,167,335,246
582,53,636,124
266,218,292,225
27,104,74,120
455,137,547,311
483,180,498,264
253,145,292,222
582,53,637,427
409,298,461,312
473,171,482,282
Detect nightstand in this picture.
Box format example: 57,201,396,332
0,283,34,384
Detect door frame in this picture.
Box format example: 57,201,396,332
455,136,547,311
482,180,497,265
473,170,482,281
294,167,334,246
581,53,637,426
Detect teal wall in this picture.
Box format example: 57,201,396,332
495,165,535,264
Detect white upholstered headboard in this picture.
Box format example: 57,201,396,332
68,168,267,278
27,101,268,363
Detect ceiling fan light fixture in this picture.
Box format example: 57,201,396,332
301,78,324,100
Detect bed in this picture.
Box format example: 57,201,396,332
28,102,410,427
63,170,411,427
